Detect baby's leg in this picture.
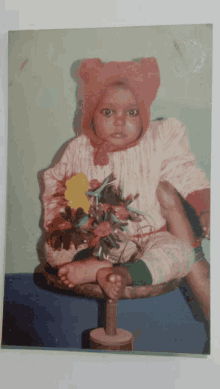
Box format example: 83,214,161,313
156,181,195,246
97,232,194,295
96,241,137,299
157,181,210,320
96,182,199,296
135,181,198,285
58,257,112,288
96,182,208,299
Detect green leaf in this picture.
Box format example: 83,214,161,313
99,247,103,260
93,243,101,257
75,215,89,228
111,213,129,232
121,225,128,232
111,213,122,224
127,205,146,216
127,206,154,222
85,176,110,198
86,191,98,197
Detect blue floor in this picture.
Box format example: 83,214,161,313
2,273,209,354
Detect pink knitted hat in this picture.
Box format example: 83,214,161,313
76,57,160,166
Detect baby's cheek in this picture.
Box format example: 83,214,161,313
100,119,113,134
127,117,141,132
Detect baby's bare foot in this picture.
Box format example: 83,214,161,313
58,262,79,288
58,257,112,288
97,266,132,300
97,268,122,300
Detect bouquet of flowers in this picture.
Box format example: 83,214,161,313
51,173,148,262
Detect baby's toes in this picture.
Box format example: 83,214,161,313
58,266,68,277
115,275,122,284
108,274,117,284
110,289,118,299
113,280,121,291
115,285,121,293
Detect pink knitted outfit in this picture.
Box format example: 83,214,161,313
42,58,209,285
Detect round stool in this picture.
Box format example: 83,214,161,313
73,279,182,351
43,263,182,351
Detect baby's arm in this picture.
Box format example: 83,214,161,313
159,118,210,213
159,119,210,193
42,140,92,269
178,189,210,321
42,142,73,232
186,188,210,240
42,148,76,256
185,258,210,321
157,180,210,321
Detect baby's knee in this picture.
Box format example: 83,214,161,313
156,181,178,210
146,231,192,254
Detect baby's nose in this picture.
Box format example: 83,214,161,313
114,112,125,125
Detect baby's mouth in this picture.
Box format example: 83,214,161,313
111,132,126,138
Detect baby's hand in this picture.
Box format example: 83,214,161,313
47,216,72,233
47,216,73,250
47,230,72,250
200,211,210,240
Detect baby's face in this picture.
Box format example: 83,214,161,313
93,87,142,147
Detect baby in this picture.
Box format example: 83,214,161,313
42,58,210,305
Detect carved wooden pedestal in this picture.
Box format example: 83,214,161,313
90,328,133,351
90,299,133,351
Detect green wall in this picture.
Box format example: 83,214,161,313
6,25,212,273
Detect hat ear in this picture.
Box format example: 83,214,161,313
140,57,160,80
139,57,158,66
78,58,103,83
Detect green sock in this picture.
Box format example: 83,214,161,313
120,260,153,286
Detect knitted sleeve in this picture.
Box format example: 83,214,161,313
159,118,210,198
42,140,76,231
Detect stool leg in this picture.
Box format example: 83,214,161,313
105,299,118,336
90,298,134,351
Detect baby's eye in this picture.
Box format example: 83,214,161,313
128,109,139,117
101,109,114,117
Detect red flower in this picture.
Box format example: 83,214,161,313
125,194,133,202
83,217,95,229
101,203,111,212
93,221,112,238
112,205,130,220
88,234,100,247
89,179,101,191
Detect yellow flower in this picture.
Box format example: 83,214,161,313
65,173,90,214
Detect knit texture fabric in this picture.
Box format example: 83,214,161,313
42,118,209,270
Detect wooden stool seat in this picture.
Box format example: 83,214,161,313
74,278,182,300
